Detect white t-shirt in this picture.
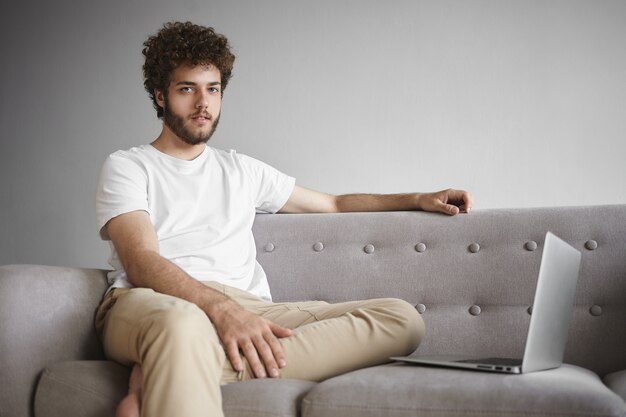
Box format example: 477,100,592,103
96,144,295,300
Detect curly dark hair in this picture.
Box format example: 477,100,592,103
142,21,235,119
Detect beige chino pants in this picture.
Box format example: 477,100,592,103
95,281,424,417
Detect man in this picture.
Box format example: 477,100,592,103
96,21,472,417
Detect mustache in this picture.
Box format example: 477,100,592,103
191,111,213,120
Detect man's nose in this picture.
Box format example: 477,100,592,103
195,91,210,109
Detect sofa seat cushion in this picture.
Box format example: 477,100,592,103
35,360,128,417
605,370,626,403
302,363,626,417
35,360,316,417
221,378,316,417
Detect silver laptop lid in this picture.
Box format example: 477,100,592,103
522,232,581,373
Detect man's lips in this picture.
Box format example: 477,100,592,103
190,114,212,124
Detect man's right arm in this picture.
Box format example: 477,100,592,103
105,210,292,379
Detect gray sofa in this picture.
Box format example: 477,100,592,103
2,205,626,417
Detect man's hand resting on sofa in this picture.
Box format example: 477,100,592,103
415,188,472,215
279,186,473,216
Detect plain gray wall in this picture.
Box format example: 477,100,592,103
1,0,625,269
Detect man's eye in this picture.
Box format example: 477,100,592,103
180,87,193,93
209,87,221,94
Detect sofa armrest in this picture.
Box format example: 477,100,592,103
0,265,108,417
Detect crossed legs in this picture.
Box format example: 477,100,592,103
97,283,424,417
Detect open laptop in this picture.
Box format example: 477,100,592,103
391,231,581,374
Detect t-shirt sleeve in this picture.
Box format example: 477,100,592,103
95,153,149,240
238,154,296,214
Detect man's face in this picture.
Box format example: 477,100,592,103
156,64,223,145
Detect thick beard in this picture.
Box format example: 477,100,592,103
162,101,220,146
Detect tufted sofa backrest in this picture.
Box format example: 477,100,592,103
252,205,626,377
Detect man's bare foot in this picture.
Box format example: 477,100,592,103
115,364,143,417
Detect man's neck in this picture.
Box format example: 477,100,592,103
151,128,207,161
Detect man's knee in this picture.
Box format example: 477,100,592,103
374,298,425,353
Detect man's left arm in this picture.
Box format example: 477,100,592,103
279,185,473,215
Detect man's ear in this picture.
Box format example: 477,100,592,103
155,90,165,108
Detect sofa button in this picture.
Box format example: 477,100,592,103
469,305,482,316
264,243,275,253
415,304,427,314
468,243,480,253
313,242,324,252
525,241,537,251
585,240,598,251
415,243,427,253
527,306,533,315
590,305,603,316
364,244,375,254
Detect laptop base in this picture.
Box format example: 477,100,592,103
391,355,523,374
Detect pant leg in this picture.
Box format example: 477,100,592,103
95,287,226,417
221,285,425,383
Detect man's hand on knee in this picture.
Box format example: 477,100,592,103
210,299,292,378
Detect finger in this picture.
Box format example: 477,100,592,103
443,204,460,216
226,341,243,372
432,199,458,216
254,334,281,377
241,339,266,378
463,192,473,213
266,330,288,369
270,322,293,338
